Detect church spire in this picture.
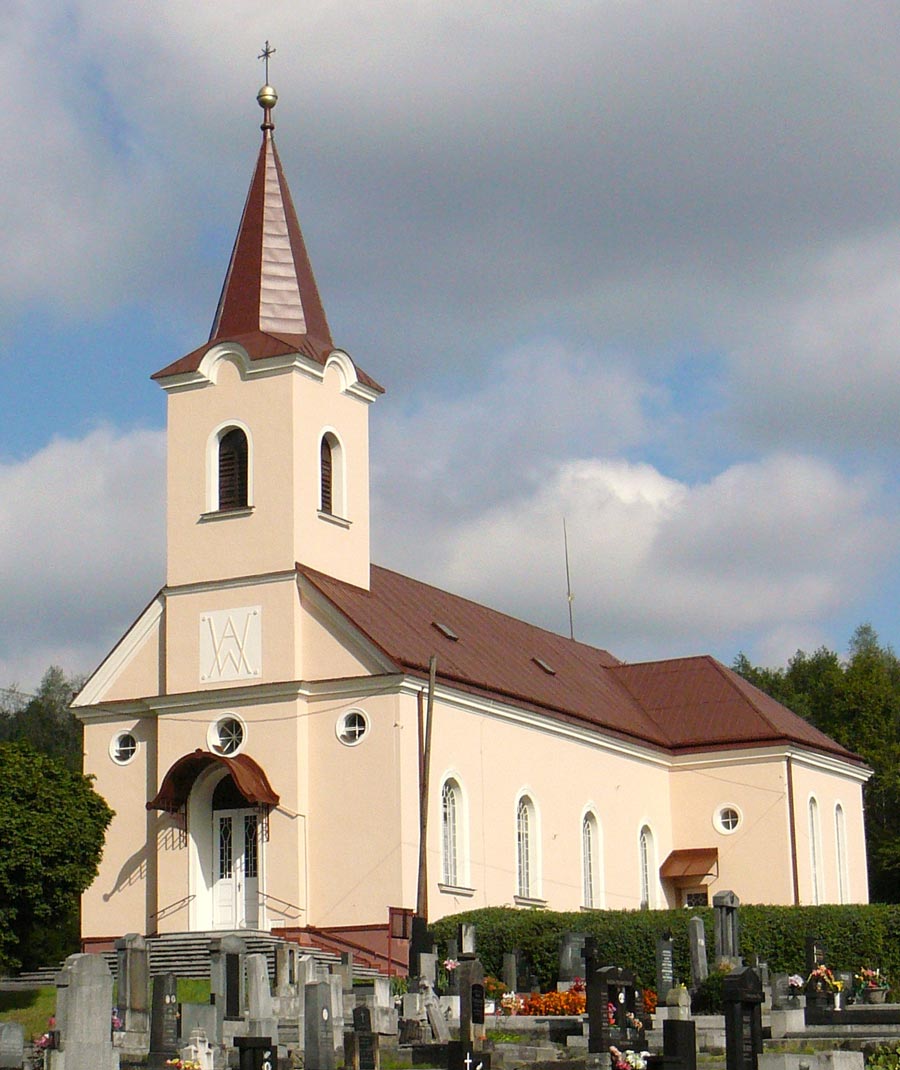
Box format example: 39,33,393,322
208,72,334,353
153,60,381,392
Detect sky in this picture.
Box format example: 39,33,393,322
1,1,899,691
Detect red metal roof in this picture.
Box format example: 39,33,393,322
298,562,864,763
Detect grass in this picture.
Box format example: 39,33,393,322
0,987,56,1041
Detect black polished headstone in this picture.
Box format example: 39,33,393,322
149,973,179,1068
723,968,763,1070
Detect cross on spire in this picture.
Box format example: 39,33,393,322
258,40,276,83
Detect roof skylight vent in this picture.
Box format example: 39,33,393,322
432,621,459,641
532,656,556,675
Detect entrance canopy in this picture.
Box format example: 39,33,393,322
659,847,718,884
147,749,279,814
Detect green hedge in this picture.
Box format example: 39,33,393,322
431,904,900,992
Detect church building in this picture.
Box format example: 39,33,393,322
73,78,871,962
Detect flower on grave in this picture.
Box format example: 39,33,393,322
855,967,889,989
443,958,458,971
499,992,520,1016
609,1046,650,1070
608,1000,617,1024
788,974,804,992
624,1011,644,1033
570,975,586,994
166,1060,202,1070
807,965,839,992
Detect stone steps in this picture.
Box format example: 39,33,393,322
3,932,383,986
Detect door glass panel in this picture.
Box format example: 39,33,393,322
218,816,233,880
244,814,258,879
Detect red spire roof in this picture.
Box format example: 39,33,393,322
154,86,382,392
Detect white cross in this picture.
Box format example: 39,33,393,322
464,1054,473,1070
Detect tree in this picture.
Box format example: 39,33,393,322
0,742,113,971
734,624,900,902
0,667,84,771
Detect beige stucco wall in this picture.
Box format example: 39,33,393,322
669,753,795,904
81,713,159,938
306,690,406,927
790,756,869,905
165,354,372,592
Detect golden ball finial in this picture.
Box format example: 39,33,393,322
257,84,278,110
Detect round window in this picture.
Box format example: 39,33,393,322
208,715,245,756
714,805,742,834
109,731,138,765
336,709,369,746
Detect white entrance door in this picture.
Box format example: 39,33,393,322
213,808,260,929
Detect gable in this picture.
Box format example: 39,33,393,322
73,594,165,708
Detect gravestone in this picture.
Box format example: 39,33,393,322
656,933,675,1003
458,924,476,956
663,1019,697,1070
559,932,587,983
409,916,431,980
336,953,355,1004
723,967,763,1070
420,978,450,1044
115,934,150,1055
804,937,826,977
457,954,485,1047
149,972,180,1069
209,934,247,1047
445,938,460,994
234,1035,273,1070
347,1005,379,1070
713,891,741,965
327,975,345,1056
0,1023,24,1070
583,942,642,1057
688,917,708,987
447,1043,492,1070
304,982,335,1070
48,954,118,1070
665,986,692,1021
180,1028,214,1070
502,953,517,994
247,953,279,1042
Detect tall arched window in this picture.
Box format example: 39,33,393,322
639,825,655,909
441,780,461,886
218,427,248,510
319,431,346,518
808,797,822,904
582,812,600,908
834,803,848,904
516,795,536,899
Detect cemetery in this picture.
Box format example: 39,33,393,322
1,899,898,1070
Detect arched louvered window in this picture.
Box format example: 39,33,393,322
218,428,248,510
320,435,334,514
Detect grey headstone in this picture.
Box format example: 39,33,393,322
246,953,278,1042
713,890,741,963
0,1023,24,1069
149,972,179,1067
456,955,484,1046
115,933,150,1052
559,933,586,982
51,955,118,1070
656,934,675,1002
689,915,708,986
304,982,335,1070
327,974,344,1054
418,952,437,989
458,925,475,955
502,953,517,994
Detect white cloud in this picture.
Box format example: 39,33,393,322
0,426,165,689
377,447,895,666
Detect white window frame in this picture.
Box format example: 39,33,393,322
808,796,823,905
639,824,656,909
207,714,247,757
582,810,602,909
834,802,848,904
206,420,254,513
318,428,347,520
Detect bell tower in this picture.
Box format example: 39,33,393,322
152,77,383,593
